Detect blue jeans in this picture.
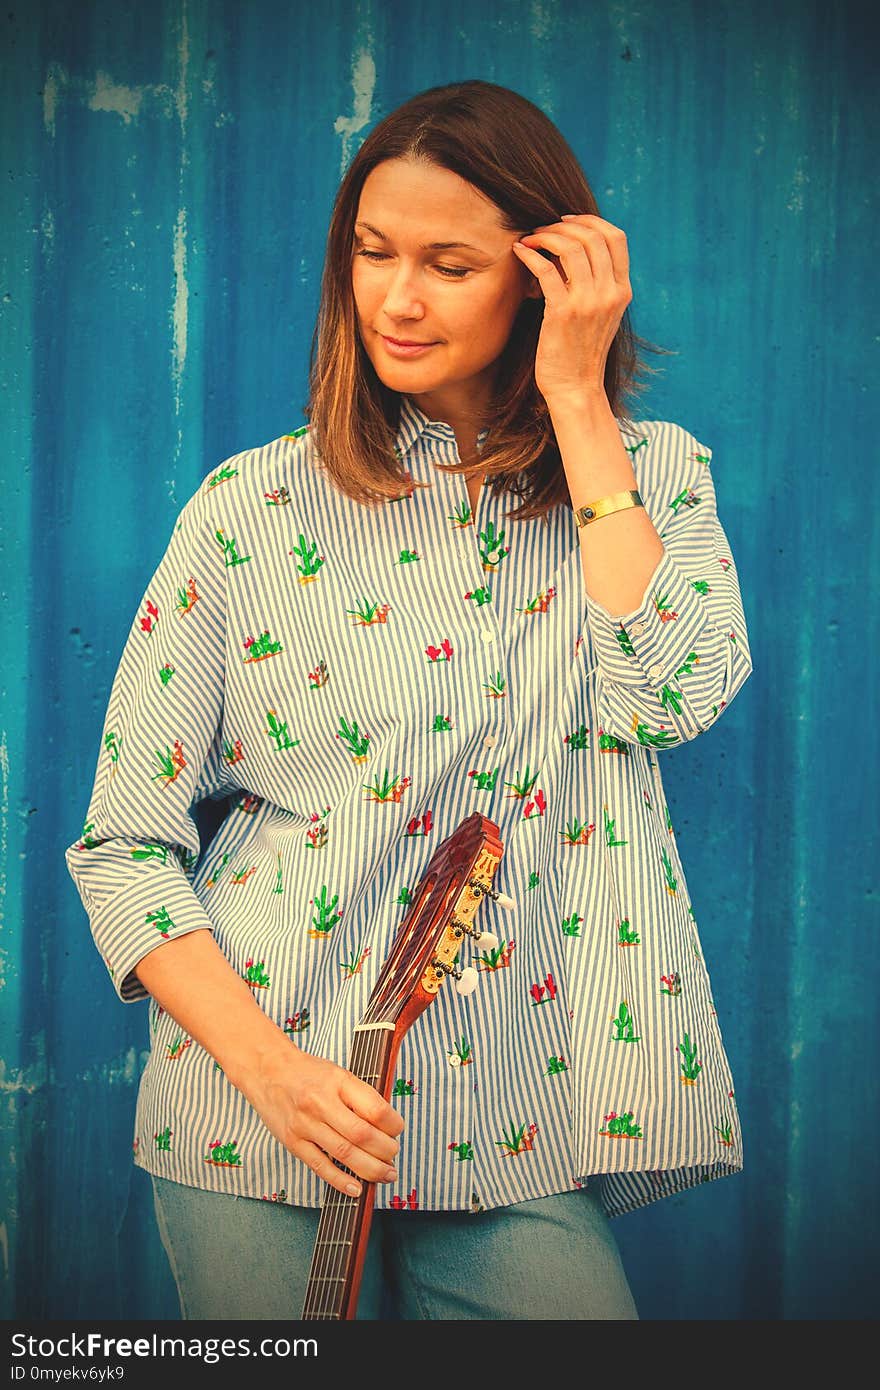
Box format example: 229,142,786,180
151,1174,638,1320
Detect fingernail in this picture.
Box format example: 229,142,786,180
346,1182,361,1197
384,1167,398,1181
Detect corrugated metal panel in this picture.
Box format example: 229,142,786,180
2,0,876,1320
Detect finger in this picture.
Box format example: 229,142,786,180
520,227,615,288
342,1075,406,1137
511,241,570,306
561,214,630,283
326,1101,402,1166
292,1138,367,1197
309,1117,400,1183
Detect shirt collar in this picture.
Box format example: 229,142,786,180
394,395,490,460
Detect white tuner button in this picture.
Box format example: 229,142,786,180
476,930,499,950
454,966,480,996
494,892,516,912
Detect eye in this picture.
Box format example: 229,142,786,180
354,249,471,280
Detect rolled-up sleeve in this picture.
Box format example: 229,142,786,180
65,481,229,1001
584,423,752,749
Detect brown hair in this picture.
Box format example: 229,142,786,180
306,79,666,522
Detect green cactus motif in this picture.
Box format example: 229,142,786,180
477,519,509,571
291,534,325,580
205,1139,242,1166
145,906,175,938
618,918,640,947
603,805,627,848
659,684,683,715
544,1056,568,1076
599,1111,643,1139
395,548,420,565
482,671,507,699
243,630,283,662
309,885,342,938
430,714,453,732
336,718,370,760
598,731,629,755
448,1140,474,1160
616,626,636,657
565,724,591,750
661,849,678,894
265,710,299,752
131,842,168,864
560,912,583,937
503,767,538,799
611,1001,641,1043
678,1033,702,1084
153,1126,173,1151
632,718,678,749
468,766,499,792
206,464,238,488
104,731,123,764
464,586,492,606
215,529,251,566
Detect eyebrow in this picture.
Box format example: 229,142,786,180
354,220,487,254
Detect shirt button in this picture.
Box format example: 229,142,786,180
483,734,498,747
648,663,663,681
630,621,646,636
480,630,495,644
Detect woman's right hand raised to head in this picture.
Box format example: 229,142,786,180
245,1038,405,1198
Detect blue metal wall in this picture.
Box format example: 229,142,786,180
2,0,877,1320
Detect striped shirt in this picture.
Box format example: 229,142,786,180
65,396,752,1218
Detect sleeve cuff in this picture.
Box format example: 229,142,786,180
88,871,216,1003
584,549,711,689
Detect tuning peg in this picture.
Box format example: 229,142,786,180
494,890,516,912
454,966,479,996
475,929,499,950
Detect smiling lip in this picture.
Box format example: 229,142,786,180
381,335,438,356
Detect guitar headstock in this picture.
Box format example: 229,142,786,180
363,812,506,1031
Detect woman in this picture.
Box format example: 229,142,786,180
66,79,752,1321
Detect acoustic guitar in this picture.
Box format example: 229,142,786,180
301,811,511,1320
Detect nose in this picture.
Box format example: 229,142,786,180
381,261,426,322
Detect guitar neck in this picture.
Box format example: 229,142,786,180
301,1024,399,1321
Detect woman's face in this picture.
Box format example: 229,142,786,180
351,157,538,421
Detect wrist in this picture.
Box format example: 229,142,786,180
545,387,615,430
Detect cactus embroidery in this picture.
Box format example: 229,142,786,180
363,770,411,803
611,1001,640,1043
530,973,557,1006
603,805,627,847
309,885,342,938
679,1033,702,1084
140,599,159,637
477,520,509,572
564,724,591,750
290,534,325,582
243,630,283,662
483,671,506,699
347,599,390,626
264,486,291,506
599,1111,643,1139
215,530,251,566
515,586,556,614
447,1037,473,1066
340,946,371,977
475,939,515,972
146,906,175,938
308,659,329,689
336,718,370,761
205,1140,242,1167
660,972,682,996
284,1009,311,1034
153,1127,173,1151
265,710,299,752
544,1055,568,1076
464,586,492,606
243,959,270,988
560,912,583,937
618,919,640,947
206,463,238,488
151,741,186,785
392,1078,418,1096
175,577,199,615
426,639,453,661
560,818,595,846
448,1141,474,1161
495,1123,538,1156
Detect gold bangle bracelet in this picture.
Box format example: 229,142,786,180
574,489,644,527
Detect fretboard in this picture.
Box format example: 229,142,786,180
301,1025,396,1321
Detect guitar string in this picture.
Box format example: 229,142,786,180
305,845,497,1318
308,1025,385,1320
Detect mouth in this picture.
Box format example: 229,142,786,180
380,335,439,356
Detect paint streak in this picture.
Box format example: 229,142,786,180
89,71,144,125
334,49,376,174
171,206,189,413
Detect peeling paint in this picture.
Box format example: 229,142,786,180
334,49,376,174
0,1056,47,1095
88,70,144,125
171,206,189,411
